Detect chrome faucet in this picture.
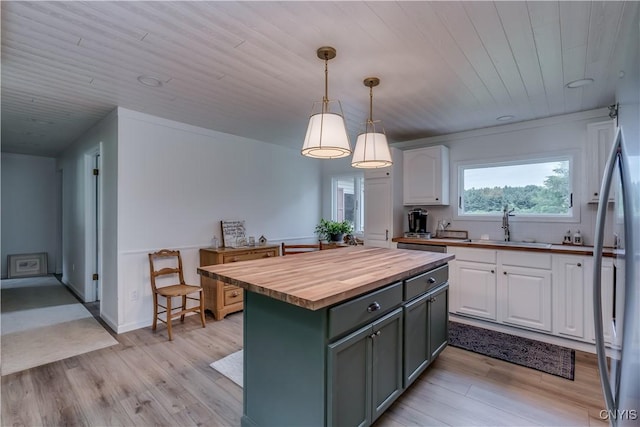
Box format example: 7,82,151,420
501,204,515,241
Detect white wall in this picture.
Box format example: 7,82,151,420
1,153,60,277
395,108,615,246
116,108,322,332
58,109,118,330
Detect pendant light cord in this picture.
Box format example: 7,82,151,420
368,84,374,124
323,55,329,113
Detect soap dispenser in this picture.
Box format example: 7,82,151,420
573,230,582,246
563,230,572,244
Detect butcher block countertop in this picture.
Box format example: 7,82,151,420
197,246,453,310
392,237,615,257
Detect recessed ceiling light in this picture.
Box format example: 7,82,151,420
496,115,515,121
137,75,163,87
565,78,594,88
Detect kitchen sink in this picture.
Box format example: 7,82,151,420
464,239,552,249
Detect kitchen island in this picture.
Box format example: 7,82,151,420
198,246,454,427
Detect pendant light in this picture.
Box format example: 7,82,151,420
301,47,352,159
351,77,392,168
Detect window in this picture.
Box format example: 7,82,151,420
332,175,364,233
458,156,574,219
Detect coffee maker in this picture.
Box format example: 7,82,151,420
408,208,428,233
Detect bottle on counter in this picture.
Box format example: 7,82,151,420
573,230,582,245
563,230,572,244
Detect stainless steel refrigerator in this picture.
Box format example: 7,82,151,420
593,122,639,426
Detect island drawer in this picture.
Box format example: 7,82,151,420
328,281,402,339
404,264,448,301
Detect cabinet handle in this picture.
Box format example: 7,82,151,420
436,197,439,201
503,271,507,275
385,230,389,241
491,269,495,274
370,331,381,339
430,297,437,303
266,253,273,257
594,192,599,196
232,291,239,297
367,302,381,313
577,263,582,267
231,257,239,262
428,277,436,284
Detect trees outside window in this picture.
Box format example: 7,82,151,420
459,157,573,218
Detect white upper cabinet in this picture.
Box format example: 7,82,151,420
403,145,449,206
586,120,616,203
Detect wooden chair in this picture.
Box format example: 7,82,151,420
319,241,346,250
281,242,320,255
148,249,206,341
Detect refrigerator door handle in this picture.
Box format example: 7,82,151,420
593,127,621,424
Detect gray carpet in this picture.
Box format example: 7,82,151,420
448,321,575,380
1,275,118,376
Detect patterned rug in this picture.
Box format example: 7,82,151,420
448,321,575,380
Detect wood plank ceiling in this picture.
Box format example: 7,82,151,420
1,1,637,157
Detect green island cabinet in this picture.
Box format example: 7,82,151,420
241,264,449,427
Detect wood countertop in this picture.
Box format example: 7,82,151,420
392,237,615,257
197,246,454,310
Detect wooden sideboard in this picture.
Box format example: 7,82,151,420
199,245,280,320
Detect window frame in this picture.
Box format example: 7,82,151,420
331,174,364,234
455,152,580,223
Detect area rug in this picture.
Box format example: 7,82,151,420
210,350,243,387
448,321,575,380
1,275,118,376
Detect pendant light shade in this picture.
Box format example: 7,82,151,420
351,77,392,168
301,47,351,159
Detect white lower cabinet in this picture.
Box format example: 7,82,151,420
587,258,620,347
451,247,618,346
454,260,497,320
553,255,588,339
451,248,552,334
498,265,552,332
449,248,497,321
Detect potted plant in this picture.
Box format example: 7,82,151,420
315,219,353,242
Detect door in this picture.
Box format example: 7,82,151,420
84,149,101,303
500,266,552,332
553,255,587,339
371,308,403,422
403,293,429,387
93,153,101,302
364,177,391,247
454,261,497,320
428,285,449,360
327,324,371,427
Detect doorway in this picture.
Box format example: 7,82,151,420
84,147,102,306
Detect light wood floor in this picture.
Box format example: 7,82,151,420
2,312,607,426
